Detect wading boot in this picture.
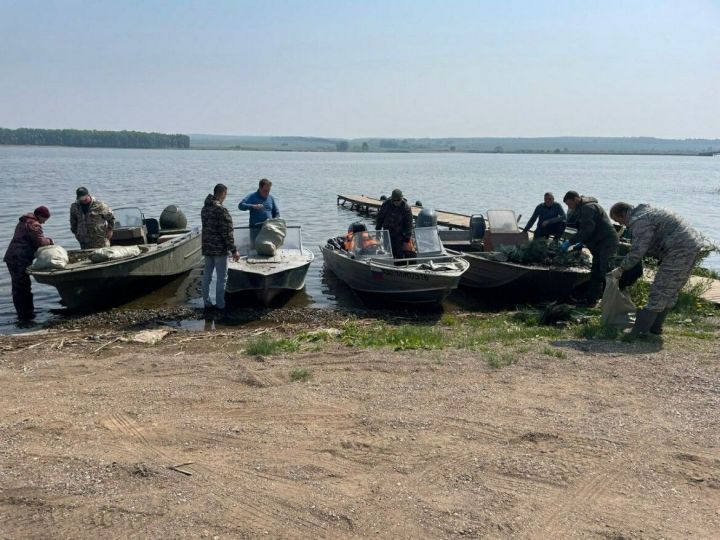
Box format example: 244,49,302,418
628,309,658,338
649,308,670,335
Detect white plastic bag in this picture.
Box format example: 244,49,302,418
89,245,142,263
600,274,636,328
31,245,69,270
255,218,287,256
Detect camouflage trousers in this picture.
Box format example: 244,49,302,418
647,246,701,312
77,234,110,250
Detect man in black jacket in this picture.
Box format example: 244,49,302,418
562,191,619,305
376,188,414,258
201,184,240,311
522,192,566,239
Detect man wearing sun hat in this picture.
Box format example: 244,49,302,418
376,188,414,258
70,186,116,249
4,206,54,320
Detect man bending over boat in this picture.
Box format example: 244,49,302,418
609,202,705,337
238,178,280,227
202,184,240,312
522,192,566,239
70,187,115,249
561,191,619,306
376,189,415,259
4,206,53,320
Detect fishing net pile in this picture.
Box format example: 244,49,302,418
493,239,591,268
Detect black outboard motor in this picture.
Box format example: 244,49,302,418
416,208,438,228
348,222,367,233
470,214,486,241
159,205,188,231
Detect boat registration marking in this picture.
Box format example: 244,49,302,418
380,268,430,281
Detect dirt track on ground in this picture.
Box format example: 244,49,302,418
1,325,719,538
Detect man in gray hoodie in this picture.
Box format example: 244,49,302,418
609,202,705,336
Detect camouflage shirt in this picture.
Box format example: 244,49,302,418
620,204,704,270
201,194,237,256
70,198,115,249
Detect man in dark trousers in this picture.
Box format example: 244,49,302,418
201,184,240,311
4,206,54,320
561,191,619,306
522,192,566,239
376,188,414,258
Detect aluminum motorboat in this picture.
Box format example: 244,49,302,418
226,225,314,305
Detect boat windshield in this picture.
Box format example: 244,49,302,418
114,207,144,229
234,225,303,256
413,227,445,255
349,230,392,260
487,210,520,232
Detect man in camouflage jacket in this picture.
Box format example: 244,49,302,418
3,206,53,319
70,187,115,249
563,191,619,305
201,184,240,311
376,188,414,258
610,202,705,336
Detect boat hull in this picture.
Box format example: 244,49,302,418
455,250,591,301
320,246,468,304
30,231,202,309
226,249,314,306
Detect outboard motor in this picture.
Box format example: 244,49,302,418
469,214,486,241
348,222,367,233
416,208,438,228
159,205,188,230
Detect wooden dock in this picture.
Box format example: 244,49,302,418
337,194,472,229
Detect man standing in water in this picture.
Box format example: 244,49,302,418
201,183,240,311
238,178,280,227
609,202,705,337
376,188,415,258
4,206,54,320
561,191,619,306
70,187,115,249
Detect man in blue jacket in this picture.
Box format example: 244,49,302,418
522,192,566,239
238,178,280,227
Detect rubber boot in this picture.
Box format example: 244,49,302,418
649,308,670,335
628,309,658,338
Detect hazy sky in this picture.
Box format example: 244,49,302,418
1,0,718,138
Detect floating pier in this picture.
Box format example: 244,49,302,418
337,194,472,229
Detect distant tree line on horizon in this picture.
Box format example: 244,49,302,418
0,128,190,149
190,134,719,155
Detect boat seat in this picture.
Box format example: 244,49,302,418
112,226,147,246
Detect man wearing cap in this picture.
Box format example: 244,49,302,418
376,188,414,258
4,206,54,320
70,187,116,249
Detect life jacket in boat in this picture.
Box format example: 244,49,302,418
344,231,378,252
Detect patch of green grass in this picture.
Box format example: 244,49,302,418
289,367,311,382
245,335,300,356
486,350,518,369
542,346,567,359
692,266,720,279
574,318,620,340
295,330,334,342
440,313,459,326
339,321,447,350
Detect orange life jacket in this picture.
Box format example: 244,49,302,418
344,231,378,251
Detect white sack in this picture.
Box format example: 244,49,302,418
600,274,636,328
89,245,142,263
31,245,69,270
254,218,287,256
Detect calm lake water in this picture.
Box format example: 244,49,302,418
1,146,719,332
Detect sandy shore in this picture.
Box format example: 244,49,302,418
1,311,719,538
